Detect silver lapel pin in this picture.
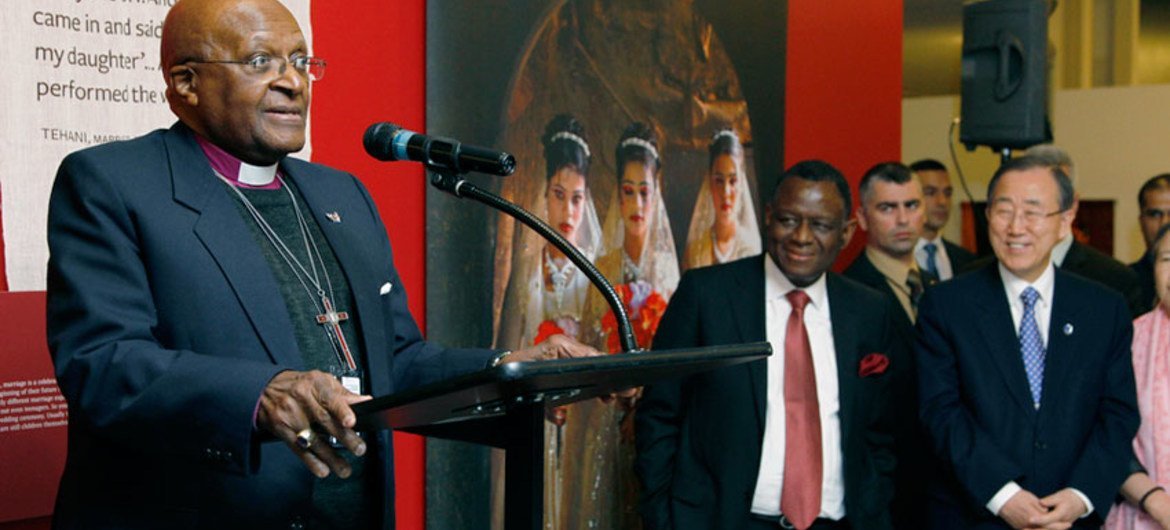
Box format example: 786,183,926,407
1062,323,1074,336
325,211,341,223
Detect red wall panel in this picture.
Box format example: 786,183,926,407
310,0,427,528
785,2,904,268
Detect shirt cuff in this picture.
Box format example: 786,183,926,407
1068,488,1093,519
987,482,1022,515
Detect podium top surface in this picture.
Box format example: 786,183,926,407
353,341,770,432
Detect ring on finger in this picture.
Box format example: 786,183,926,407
295,428,315,450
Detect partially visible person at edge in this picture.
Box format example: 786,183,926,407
1107,223,1170,530
46,1,597,528
1130,174,1170,314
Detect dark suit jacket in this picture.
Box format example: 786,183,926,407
843,250,938,335
842,251,936,530
962,242,1145,318
635,255,908,530
943,238,977,274
46,123,492,529
916,262,1139,529
1062,240,1145,318
1130,252,1157,315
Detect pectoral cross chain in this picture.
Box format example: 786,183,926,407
316,296,356,371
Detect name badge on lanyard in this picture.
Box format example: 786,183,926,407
341,375,362,395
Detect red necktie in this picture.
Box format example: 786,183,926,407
781,289,821,530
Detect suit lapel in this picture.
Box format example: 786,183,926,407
846,253,916,330
971,264,1036,414
165,124,302,368
282,165,391,394
729,256,768,430
826,274,859,448
1041,271,1082,411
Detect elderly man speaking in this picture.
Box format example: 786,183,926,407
45,1,593,528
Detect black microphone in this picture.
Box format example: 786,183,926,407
363,122,516,176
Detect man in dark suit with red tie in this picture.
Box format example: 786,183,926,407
636,160,909,530
916,155,1139,529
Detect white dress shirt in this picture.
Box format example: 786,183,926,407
986,262,1092,518
915,236,955,280
750,258,845,520
1050,234,1074,267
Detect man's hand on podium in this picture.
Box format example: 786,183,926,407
257,370,373,479
503,334,639,425
505,333,599,363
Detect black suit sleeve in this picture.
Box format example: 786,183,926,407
915,289,1025,505
636,271,703,530
1066,296,1139,519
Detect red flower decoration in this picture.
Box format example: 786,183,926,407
533,319,565,346
859,352,889,377
601,283,669,353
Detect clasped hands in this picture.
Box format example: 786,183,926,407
999,488,1087,530
256,333,618,478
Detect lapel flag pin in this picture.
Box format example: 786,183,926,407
325,211,341,223
1062,323,1074,336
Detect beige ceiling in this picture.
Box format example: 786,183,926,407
903,0,1170,97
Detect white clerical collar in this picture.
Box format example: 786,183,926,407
195,133,281,189
238,162,279,186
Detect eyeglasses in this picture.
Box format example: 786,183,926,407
988,205,1066,227
187,53,326,81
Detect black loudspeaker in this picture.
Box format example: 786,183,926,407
959,0,1052,151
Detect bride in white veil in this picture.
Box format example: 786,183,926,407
587,122,679,351
577,122,679,530
683,128,761,270
490,114,602,530
494,114,602,349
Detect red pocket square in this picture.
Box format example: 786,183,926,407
859,353,889,377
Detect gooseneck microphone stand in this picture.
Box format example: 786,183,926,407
355,149,771,530
427,168,640,353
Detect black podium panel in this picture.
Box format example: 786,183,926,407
352,341,770,530
353,342,770,439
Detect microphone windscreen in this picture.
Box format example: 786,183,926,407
363,122,402,161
